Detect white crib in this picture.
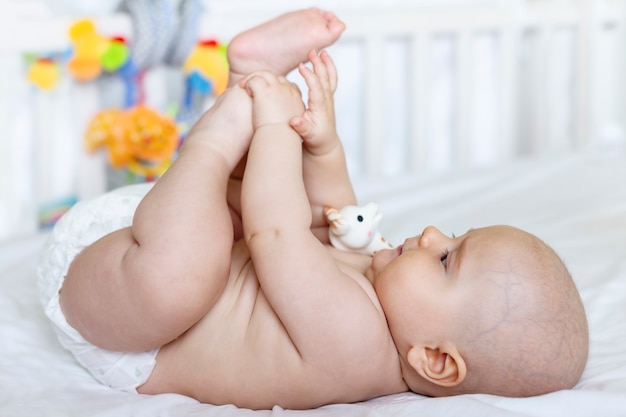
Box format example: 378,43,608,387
0,0,624,240
202,0,626,176
2,2,626,417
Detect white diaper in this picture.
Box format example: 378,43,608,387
38,183,159,392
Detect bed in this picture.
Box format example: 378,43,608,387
1,0,626,416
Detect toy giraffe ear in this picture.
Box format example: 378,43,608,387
323,206,339,223
324,206,348,236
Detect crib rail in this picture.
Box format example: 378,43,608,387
1,0,625,242
199,0,626,176
337,1,626,176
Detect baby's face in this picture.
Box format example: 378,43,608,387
368,225,524,354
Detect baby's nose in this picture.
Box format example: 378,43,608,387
418,226,444,247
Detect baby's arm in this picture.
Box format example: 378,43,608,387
241,71,385,364
241,72,309,237
291,50,357,243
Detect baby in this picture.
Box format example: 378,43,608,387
38,8,589,410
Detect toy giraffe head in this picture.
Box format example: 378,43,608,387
323,203,393,255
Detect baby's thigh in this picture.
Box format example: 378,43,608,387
61,226,231,353
42,185,228,353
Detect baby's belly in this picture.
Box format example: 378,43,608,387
176,298,306,407
139,264,333,409
139,241,400,409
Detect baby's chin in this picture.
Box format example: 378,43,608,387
369,247,399,276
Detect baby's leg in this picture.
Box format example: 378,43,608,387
60,86,253,352
225,8,344,181
226,8,345,87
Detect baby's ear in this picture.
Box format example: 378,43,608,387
407,344,467,388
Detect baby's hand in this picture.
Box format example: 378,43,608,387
241,71,305,129
291,50,340,156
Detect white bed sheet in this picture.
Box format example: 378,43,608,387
1,150,625,417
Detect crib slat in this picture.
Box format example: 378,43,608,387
0,53,38,241
574,0,593,149
410,33,430,173
0,53,11,240
363,36,386,177
455,30,472,168
525,25,548,155
73,84,108,201
35,84,57,208
498,25,519,161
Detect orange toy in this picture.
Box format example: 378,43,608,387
85,105,179,178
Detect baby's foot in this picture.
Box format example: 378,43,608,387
183,85,253,169
227,8,345,86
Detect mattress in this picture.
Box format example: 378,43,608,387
1,149,625,416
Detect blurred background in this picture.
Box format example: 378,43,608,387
0,0,624,242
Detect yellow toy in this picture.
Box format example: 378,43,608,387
183,40,229,95
67,19,129,81
85,105,179,178
27,58,59,90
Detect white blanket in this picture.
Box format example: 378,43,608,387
1,150,625,416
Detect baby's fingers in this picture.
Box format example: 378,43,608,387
239,71,287,95
307,50,332,93
240,73,268,97
319,50,338,93
306,50,338,94
298,63,325,105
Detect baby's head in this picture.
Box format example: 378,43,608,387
367,225,588,397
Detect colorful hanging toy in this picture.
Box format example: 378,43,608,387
85,105,179,178
26,18,230,182
26,58,60,90
183,39,229,96
67,19,129,81
26,19,130,89
66,18,179,180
